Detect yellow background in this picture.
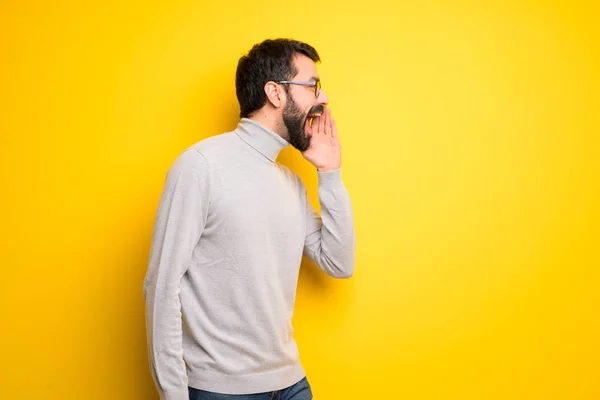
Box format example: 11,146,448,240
1,1,599,399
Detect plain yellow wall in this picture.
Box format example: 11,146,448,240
1,1,599,399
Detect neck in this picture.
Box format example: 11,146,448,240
248,111,289,142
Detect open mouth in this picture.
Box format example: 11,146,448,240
307,108,324,128
308,106,324,119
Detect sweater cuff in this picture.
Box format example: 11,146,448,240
161,387,189,400
317,168,343,189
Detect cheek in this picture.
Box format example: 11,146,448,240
305,101,316,114
298,95,314,113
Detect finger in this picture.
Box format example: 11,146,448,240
332,118,340,143
325,108,332,137
318,107,326,134
305,117,314,135
311,115,321,132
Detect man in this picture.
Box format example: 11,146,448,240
143,38,356,400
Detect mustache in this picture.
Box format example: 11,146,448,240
307,105,325,117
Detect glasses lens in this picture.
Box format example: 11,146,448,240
315,81,321,97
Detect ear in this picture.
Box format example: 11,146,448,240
264,81,284,108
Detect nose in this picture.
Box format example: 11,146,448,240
317,90,329,106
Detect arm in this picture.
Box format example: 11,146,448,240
303,168,356,278
301,108,356,278
142,149,210,400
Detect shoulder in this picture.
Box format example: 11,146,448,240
187,131,239,161
169,146,209,174
168,131,237,172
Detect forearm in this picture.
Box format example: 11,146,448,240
304,168,356,278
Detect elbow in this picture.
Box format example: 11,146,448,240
319,259,354,279
328,250,356,279
335,269,354,279
313,243,356,278
335,247,356,279
330,259,355,279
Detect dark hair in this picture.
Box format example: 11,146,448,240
235,38,320,118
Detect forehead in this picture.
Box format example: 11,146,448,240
292,54,319,80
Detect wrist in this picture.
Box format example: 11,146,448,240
317,167,343,188
317,165,340,173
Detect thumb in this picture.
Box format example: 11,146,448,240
305,117,314,135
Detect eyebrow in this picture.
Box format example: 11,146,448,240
310,76,320,82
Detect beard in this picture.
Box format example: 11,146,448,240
282,97,324,152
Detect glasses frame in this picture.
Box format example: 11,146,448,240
275,80,321,98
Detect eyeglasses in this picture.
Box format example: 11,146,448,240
275,80,321,98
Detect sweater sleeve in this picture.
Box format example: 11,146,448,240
142,149,210,400
302,168,356,278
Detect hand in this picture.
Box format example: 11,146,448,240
302,108,341,172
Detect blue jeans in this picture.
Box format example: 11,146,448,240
188,377,313,400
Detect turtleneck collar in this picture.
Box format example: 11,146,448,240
234,118,289,162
